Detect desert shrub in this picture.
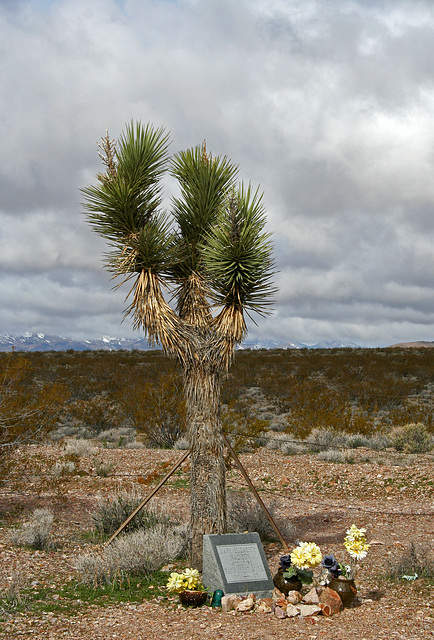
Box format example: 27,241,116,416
97,427,136,448
263,433,306,455
10,508,54,550
51,460,76,476
118,371,186,449
221,395,269,456
94,459,114,477
317,449,354,464
64,394,125,436
91,490,169,536
125,440,145,449
0,354,67,480
389,423,432,454
305,428,346,452
279,440,307,455
64,438,98,457
0,570,26,614
75,523,188,586
227,492,295,544
174,437,190,450
344,432,390,450
387,541,434,581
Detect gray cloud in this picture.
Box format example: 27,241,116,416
1,0,434,346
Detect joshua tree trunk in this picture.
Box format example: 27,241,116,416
185,361,226,569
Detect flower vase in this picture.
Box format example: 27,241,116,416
179,590,208,607
328,577,357,607
273,568,302,595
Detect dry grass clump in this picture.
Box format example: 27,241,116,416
51,459,76,476
63,438,98,457
227,491,295,544
75,523,188,587
387,541,434,581
9,508,54,550
97,427,137,448
0,570,27,615
92,490,169,536
317,449,354,464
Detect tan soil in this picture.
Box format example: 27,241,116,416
1,444,433,639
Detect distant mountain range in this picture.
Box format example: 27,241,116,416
0,333,364,352
0,333,431,353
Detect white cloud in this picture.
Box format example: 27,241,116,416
0,0,434,346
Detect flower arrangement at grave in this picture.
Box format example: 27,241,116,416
320,524,370,583
166,568,208,607
276,541,323,589
167,568,205,593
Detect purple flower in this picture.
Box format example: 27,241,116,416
322,554,342,577
279,554,292,571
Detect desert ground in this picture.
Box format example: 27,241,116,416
1,443,433,639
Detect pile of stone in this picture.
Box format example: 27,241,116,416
220,586,343,619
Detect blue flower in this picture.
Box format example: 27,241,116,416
321,554,342,577
278,554,292,571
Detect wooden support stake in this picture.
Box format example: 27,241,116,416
104,448,191,546
223,433,290,552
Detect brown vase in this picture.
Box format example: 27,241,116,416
179,590,208,607
328,577,357,607
273,568,302,595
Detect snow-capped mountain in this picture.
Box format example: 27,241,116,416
0,333,156,352
0,333,362,352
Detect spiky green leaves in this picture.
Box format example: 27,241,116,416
82,122,170,246
203,185,276,315
170,144,238,278
104,213,174,277
82,121,276,354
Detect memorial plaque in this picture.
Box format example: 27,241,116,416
202,533,274,597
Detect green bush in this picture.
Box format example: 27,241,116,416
389,423,432,454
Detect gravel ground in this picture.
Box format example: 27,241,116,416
1,444,433,639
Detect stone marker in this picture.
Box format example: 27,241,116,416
202,533,274,597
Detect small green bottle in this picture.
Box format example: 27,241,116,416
210,589,224,607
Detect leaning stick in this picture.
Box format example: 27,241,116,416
223,433,290,552
104,448,191,546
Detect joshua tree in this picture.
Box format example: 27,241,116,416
82,121,275,566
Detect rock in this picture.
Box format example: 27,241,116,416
274,597,288,610
274,605,287,619
319,603,333,616
286,590,302,604
260,597,273,608
303,587,320,604
221,596,232,613
272,587,284,601
319,587,343,615
236,596,255,612
256,601,272,614
228,595,242,609
296,604,321,617
285,603,300,617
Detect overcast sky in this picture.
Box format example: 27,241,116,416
1,0,434,347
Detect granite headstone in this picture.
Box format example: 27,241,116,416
202,532,274,597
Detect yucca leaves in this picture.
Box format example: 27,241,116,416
82,121,170,245
170,144,238,277
82,121,275,351
202,184,276,315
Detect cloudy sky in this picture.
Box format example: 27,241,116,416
1,0,434,347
